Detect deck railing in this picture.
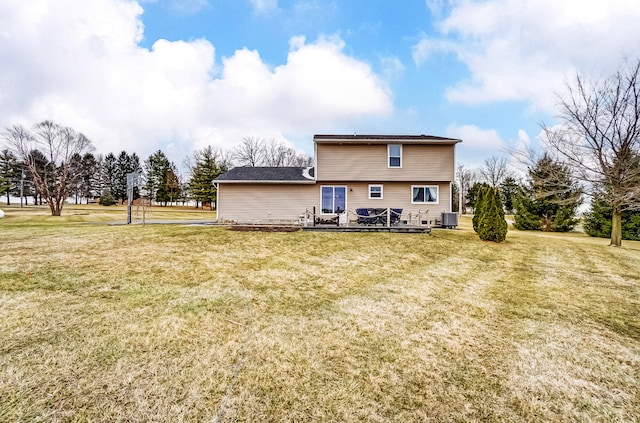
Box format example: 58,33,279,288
304,208,430,228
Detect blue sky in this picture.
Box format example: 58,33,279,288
2,0,640,170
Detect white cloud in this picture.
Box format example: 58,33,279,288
424,0,451,18
515,129,530,150
411,38,457,65
293,0,336,22
203,35,392,134
379,55,405,81
0,0,392,161
414,0,640,111
249,0,278,14
447,124,505,153
166,0,209,14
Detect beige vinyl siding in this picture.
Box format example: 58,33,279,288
338,181,451,222
316,144,455,181
217,181,451,224
217,184,317,223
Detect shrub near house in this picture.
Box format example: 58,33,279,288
474,185,507,243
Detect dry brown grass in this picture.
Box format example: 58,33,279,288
0,211,638,422
0,203,216,225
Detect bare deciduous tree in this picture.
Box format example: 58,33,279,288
544,59,640,246
479,155,511,187
3,121,93,216
264,141,313,167
233,137,266,167
456,164,477,214
234,137,312,167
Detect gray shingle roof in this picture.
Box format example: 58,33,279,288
215,166,315,183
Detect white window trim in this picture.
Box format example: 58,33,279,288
388,144,402,168
368,184,383,200
320,185,348,215
411,185,439,204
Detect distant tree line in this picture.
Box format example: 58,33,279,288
1,124,312,215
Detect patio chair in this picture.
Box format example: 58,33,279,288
356,208,376,225
373,208,387,226
390,208,403,225
356,208,369,225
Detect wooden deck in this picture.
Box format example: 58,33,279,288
223,223,432,233
302,224,432,233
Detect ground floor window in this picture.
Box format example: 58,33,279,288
368,184,383,199
412,185,438,204
321,186,346,213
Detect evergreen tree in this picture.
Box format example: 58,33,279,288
101,153,117,198
68,153,84,204
499,177,520,214
0,173,10,203
113,151,129,203
99,189,116,206
129,153,142,175
128,153,143,202
165,165,180,206
513,194,540,230
0,148,19,205
113,151,143,204
477,186,508,242
584,196,640,241
472,183,490,232
467,182,486,215
144,150,172,205
513,153,582,232
80,153,100,204
188,146,228,210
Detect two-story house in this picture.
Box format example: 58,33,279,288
214,134,462,225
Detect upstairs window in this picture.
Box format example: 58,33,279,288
388,144,402,168
412,185,438,204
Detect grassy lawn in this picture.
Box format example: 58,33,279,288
1,206,639,422
0,203,217,225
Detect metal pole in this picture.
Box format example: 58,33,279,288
127,172,140,225
127,178,132,224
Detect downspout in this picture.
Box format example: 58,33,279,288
453,142,459,216
313,141,318,181
450,181,453,213
214,182,220,221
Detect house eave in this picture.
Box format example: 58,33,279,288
314,134,462,145
215,180,317,184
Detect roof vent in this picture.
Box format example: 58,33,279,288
302,167,315,180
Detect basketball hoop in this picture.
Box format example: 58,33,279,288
127,172,144,224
